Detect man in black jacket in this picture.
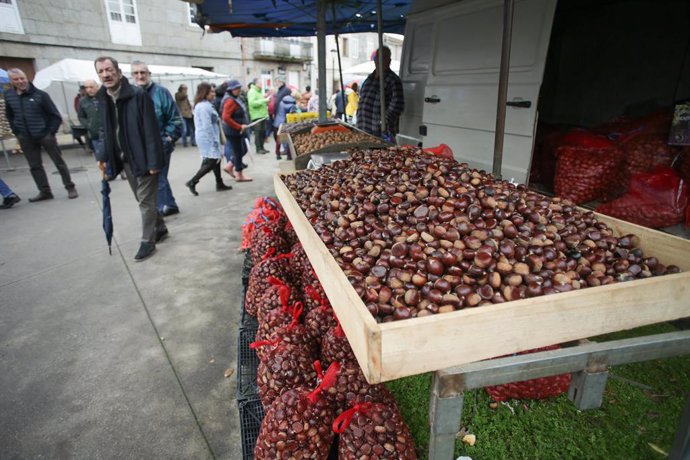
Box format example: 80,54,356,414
5,68,78,202
94,56,167,261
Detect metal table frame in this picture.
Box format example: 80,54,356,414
428,330,690,459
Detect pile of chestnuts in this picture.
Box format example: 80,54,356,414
282,147,680,323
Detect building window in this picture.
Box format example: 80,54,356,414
105,0,142,46
341,37,349,57
289,43,301,58
0,0,25,35
350,36,358,59
260,39,275,55
187,3,197,26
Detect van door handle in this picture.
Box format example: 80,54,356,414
424,96,441,103
507,100,531,108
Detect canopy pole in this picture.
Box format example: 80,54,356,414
492,0,515,180
376,0,386,135
332,3,345,122
317,1,327,122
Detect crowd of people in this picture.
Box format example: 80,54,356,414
1,46,405,259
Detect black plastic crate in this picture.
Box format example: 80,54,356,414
237,327,259,400
239,397,264,460
241,250,253,289
240,294,258,331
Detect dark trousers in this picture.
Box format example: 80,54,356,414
157,143,178,212
181,117,195,146
253,121,266,152
18,134,75,193
272,128,291,159
229,135,247,172
123,163,165,243
189,157,223,184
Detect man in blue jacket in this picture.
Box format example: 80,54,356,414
131,60,182,217
5,68,78,202
95,56,167,261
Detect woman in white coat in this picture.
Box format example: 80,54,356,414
185,83,233,196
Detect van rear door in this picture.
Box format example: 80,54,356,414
401,0,556,183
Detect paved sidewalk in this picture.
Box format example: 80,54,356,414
0,137,285,459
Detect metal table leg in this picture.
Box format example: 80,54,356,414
568,369,609,410
669,393,690,460
429,371,464,460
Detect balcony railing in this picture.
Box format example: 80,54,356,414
253,38,313,62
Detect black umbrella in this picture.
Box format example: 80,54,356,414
101,172,113,255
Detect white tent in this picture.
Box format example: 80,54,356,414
33,58,228,89
341,60,401,80
32,58,229,123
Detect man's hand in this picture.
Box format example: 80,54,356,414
97,161,106,173
240,124,248,133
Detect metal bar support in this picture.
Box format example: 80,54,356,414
428,331,690,459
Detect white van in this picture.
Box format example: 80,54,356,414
399,0,690,184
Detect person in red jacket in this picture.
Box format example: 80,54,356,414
221,79,252,182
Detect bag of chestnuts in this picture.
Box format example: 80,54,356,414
321,322,356,368
317,360,398,412
255,338,318,408
250,224,289,266
245,250,296,316
255,362,339,459
256,302,319,362
485,345,572,401
303,285,337,340
333,401,417,459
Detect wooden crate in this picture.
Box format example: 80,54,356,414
274,174,690,384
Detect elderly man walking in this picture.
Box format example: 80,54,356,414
4,68,78,202
94,56,167,261
131,60,183,217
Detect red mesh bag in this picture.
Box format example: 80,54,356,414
245,251,295,316
241,197,286,251
255,363,339,459
423,144,454,160
531,124,561,186
554,132,624,204
615,132,677,193
250,225,289,266
485,345,572,401
284,220,300,248
596,166,688,228
255,339,318,408
289,242,324,292
254,276,303,321
333,402,417,459
318,360,397,412
304,285,337,340
321,322,357,368
256,302,319,361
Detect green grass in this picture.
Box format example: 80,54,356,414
386,322,690,460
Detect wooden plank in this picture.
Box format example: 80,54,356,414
378,273,690,382
274,175,383,382
593,213,690,269
275,173,690,383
